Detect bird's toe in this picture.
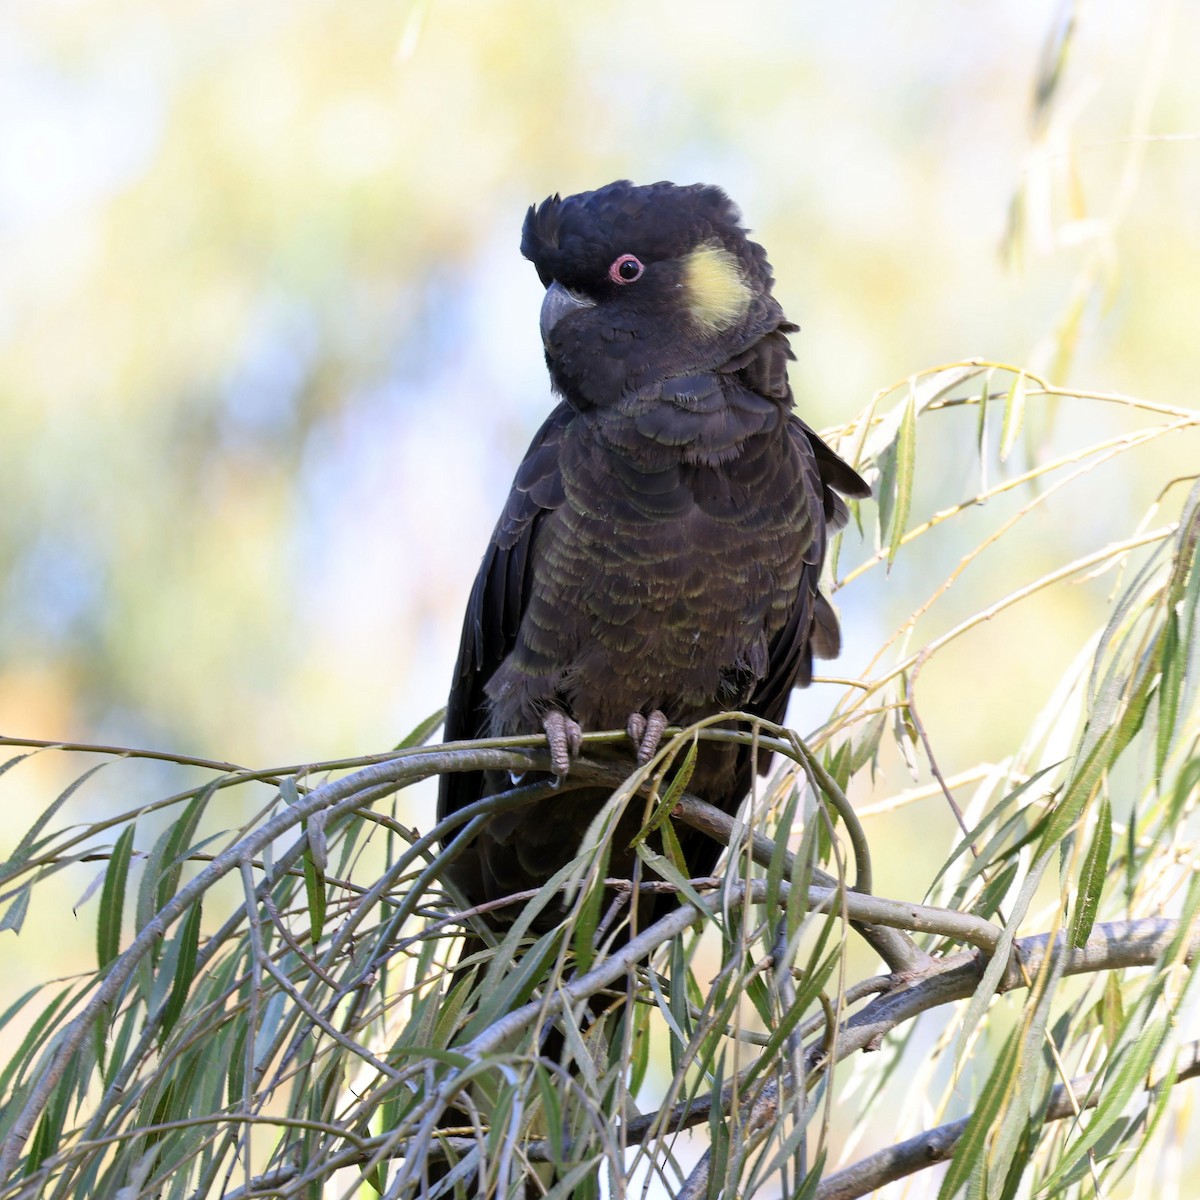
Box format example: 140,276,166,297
631,709,669,765
544,710,583,778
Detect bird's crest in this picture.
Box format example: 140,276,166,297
521,193,563,266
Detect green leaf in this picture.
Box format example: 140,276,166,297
5,762,108,877
154,785,215,913
636,739,698,842
571,842,610,976
159,901,203,1043
535,1058,566,1164
955,850,1051,1071
460,926,563,1042
430,969,477,1052
1155,610,1182,781
823,739,851,791
1039,1018,1169,1192
301,821,327,948
0,984,78,1103
975,367,993,460
394,706,447,749
984,931,1067,1197
103,997,142,1089
225,1022,248,1107
886,385,917,567
97,824,136,971
1069,792,1111,947
793,1151,826,1200
627,1001,652,1097
938,1023,1023,1199
634,843,713,920
0,887,31,934
971,857,1019,922
999,370,1026,461
849,713,887,777
1100,972,1124,1051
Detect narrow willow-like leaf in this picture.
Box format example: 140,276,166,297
5,762,107,876
999,370,1026,461
460,927,563,1042
627,1000,652,1097
0,887,30,934
24,1049,80,1175
747,951,839,1086
823,739,851,792
930,763,1060,899
1038,694,1135,856
102,997,142,1089
996,1118,1041,1200
225,1022,248,1108
0,752,34,783
637,739,698,841
1155,610,1183,781
849,712,887,776
1039,1018,1169,1192
975,367,993,462
955,850,1051,1072
1154,502,1200,779
985,932,1067,1196
657,812,688,876
394,706,447,749
0,984,77,1106
742,964,773,1029
416,971,467,1055
1048,738,1111,849
634,843,712,918
886,386,917,567
1069,792,1112,948
97,824,136,971
301,837,327,948
570,866,607,977
252,990,288,1073
971,858,1019,923
763,780,800,931
535,1059,566,1165
159,901,203,1044
938,1023,1023,1199
154,785,215,914
1108,1054,1179,1191
793,1151,826,1200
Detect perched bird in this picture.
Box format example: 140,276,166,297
438,179,868,932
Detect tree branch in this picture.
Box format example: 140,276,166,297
815,1039,1200,1199
214,911,1194,1200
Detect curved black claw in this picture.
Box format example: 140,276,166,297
627,709,669,765
543,710,583,779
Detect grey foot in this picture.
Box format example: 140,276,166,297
543,710,583,778
626,709,669,765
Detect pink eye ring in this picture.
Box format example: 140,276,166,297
608,254,644,284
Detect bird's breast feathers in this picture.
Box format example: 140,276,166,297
483,397,818,731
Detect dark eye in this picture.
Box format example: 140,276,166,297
608,254,644,284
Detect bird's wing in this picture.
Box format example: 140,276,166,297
438,402,571,825
732,415,869,797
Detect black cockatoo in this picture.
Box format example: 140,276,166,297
438,179,868,931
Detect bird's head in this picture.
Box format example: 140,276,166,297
521,180,786,408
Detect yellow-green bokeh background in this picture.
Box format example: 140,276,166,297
4,0,1196,763
2,0,1198,1189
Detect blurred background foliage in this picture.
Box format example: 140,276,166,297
2,0,1196,764
1,0,1199,1189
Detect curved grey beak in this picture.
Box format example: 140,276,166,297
540,281,595,348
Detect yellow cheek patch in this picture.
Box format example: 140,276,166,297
682,241,751,333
